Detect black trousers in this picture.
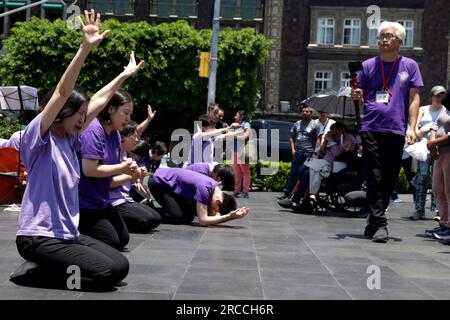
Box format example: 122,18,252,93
79,206,129,250
16,235,129,290
148,178,197,225
362,131,405,228
110,201,161,233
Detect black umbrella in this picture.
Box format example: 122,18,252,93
301,87,356,118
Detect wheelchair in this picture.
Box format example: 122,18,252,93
291,157,367,217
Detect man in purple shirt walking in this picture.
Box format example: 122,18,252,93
353,21,423,243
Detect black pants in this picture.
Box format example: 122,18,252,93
148,178,197,225
79,206,129,250
16,235,129,290
110,201,161,233
362,131,405,228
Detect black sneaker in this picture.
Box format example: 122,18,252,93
372,227,389,243
278,198,293,209
364,224,378,238
9,261,39,284
425,225,446,237
241,192,249,198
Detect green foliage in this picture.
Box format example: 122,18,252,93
0,18,271,139
250,161,292,192
396,167,411,194
0,115,21,139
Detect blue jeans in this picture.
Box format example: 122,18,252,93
414,158,436,213
283,153,308,195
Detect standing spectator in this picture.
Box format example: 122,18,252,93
353,21,423,242
229,110,252,198
410,86,445,220
278,104,320,199
426,87,450,242
315,111,335,146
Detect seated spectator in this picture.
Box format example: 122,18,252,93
278,122,357,210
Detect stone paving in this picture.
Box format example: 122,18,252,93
0,192,449,300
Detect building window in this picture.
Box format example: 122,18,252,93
317,18,334,45
221,0,262,21
340,72,350,87
150,0,197,17
314,71,332,93
397,20,414,47
343,18,360,45
87,0,134,15
368,28,378,46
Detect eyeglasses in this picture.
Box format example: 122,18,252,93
377,33,397,41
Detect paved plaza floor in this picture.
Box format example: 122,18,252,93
0,192,449,300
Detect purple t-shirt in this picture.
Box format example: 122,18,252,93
152,168,218,205
17,114,80,240
78,117,121,209
109,180,133,207
184,162,211,177
357,56,423,136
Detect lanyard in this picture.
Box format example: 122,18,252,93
380,57,399,97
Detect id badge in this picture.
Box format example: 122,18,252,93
376,90,389,103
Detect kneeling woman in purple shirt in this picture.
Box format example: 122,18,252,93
12,11,141,290
78,88,142,250
148,168,249,226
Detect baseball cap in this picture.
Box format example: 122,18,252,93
430,85,446,96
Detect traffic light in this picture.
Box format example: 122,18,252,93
198,51,210,78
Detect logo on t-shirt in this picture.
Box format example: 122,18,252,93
399,71,409,82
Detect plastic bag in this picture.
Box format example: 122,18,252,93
405,138,429,162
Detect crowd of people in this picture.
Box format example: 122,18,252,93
0,10,250,291
1,15,449,292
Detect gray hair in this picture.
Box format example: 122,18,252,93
378,21,406,42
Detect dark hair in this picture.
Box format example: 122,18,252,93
330,122,349,133
42,84,89,123
132,139,150,157
212,164,235,191
198,114,215,127
121,120,138,137
236,110,248,122
151,141,167,156
98,88,133,123
219,192,237,215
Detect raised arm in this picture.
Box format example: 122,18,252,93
82,51,145,131
136,105,156,137
40,10,109,136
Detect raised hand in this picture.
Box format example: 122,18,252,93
147,105,156,121
79,10,109,49
122,51,145,78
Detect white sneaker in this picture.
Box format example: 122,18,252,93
4,204,21,212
